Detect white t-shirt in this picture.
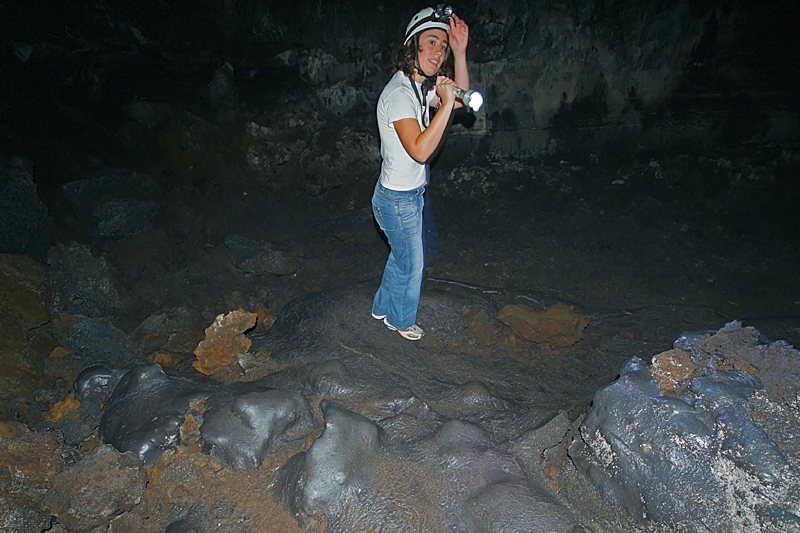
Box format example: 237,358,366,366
377,71,435,191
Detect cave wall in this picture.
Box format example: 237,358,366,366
247,0,798,157
219,0,799,158
2,0,797,180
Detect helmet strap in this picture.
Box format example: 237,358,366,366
413,35,438,93
413,36,422,78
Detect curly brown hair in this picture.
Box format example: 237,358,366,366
390,38,454,81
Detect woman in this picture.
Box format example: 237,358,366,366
371,6,470,340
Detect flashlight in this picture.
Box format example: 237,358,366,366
453,87,484,112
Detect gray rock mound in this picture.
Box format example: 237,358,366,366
570,321,800,533
274,400,586,532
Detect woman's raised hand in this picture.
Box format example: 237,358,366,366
448,13,469,56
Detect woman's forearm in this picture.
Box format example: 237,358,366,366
394,101,454,163
453,52,469,91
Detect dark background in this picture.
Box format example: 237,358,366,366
2,0,799,325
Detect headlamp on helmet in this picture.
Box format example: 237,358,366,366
403,5,454,45
434,5,453,21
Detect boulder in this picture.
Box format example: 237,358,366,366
0,159,53,259
45,445,147,532
0,254,51,401
570,322,800,532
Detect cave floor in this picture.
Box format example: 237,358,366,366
255,150,800,348
13,142,800,533
124,149,800,532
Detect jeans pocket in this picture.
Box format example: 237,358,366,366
397,199,422,234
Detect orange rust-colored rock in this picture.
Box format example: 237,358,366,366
48,346,72,358
43,395,82,422
650,348,698,392
193,308,257,375
180,413,202,453
543,465,561,493
255,307,274,329
497,302,588,348
543,465,560,479
149,351,182,368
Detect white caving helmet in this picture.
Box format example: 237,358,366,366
403,6,452,45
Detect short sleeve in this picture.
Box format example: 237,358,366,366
384,86,419,124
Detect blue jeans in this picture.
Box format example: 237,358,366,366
372,181,425,329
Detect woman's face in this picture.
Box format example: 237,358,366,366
416,29,448,77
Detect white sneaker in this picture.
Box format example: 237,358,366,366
371,312,387,320
383,318,424,341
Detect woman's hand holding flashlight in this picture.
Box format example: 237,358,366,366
435,76,456,108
